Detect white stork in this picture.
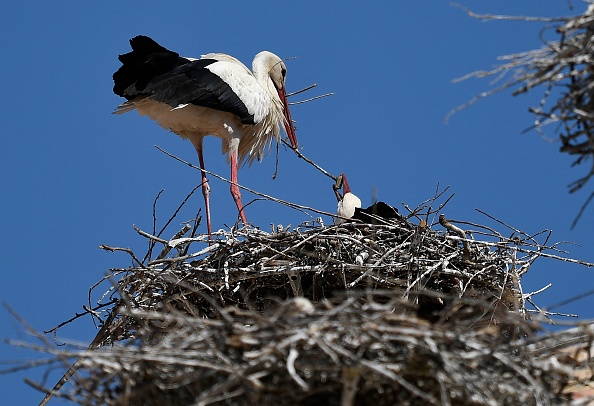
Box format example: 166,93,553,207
334,173,362,224
113,35,298,237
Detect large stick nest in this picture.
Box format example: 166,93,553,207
30,201,594,406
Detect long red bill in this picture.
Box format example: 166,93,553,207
278,87,298,150
341,173,352,195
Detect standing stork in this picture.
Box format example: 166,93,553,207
113,35,298,237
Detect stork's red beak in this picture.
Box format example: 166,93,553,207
333,173,352,202
341,173,352,194
277,87,298,150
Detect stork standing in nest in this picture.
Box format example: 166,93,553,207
113,35,298,238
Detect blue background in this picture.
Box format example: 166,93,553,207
2,1,593,403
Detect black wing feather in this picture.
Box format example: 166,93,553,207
113,36,255,124
353,202,400,224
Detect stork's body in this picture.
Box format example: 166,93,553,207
113,36,297,237
334,173,400,224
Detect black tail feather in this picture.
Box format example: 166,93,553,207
113,35,185,98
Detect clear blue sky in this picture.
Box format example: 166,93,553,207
2,1,593,403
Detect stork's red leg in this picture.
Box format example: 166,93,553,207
194,142,212,240
229,150,247,224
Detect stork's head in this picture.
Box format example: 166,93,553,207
253,51,298,150
334,173,362,224
266,54,288,91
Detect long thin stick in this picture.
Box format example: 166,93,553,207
451,3,568,23
155,146,338,218
289,93,334,105
281,139,337,181
38,306,120,406
287,84,318,97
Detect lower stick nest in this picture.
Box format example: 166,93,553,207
40,213,594,405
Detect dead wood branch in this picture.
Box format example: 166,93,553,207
450,5,594,225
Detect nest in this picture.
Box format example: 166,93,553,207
28,200,594,406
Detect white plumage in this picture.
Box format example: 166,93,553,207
337,192,362,224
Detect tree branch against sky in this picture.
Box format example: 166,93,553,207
451,4,594,226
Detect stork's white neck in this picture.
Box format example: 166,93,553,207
252,51,278,96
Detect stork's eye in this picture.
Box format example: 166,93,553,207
281,68,286,78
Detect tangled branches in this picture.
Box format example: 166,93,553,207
20,199,594,405
450,4,594,223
